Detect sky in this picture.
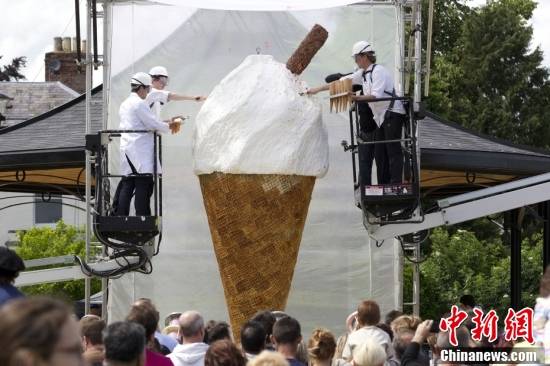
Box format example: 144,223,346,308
0,0,549,84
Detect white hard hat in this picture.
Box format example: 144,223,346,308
149,66,168,77
130,72,152,86
351,41,374,57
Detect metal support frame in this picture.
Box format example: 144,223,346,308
510,209,522,310
370,173,550,241
542,201,550,272
101,0,112,323
84,0,93,316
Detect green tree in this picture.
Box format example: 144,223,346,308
16,221,101,301
422,0,473,56
426,0,550,149
407,227,543,320
0,55,27,81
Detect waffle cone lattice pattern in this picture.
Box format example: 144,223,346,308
199,173,315,340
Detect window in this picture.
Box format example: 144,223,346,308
34,194,62,224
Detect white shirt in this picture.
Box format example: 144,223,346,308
168,342,209,366
146,87,170,119
118,92,171,175
347,64,405,127
342,325,397,366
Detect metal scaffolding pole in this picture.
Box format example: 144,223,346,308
84,0,93,315
101,0,112,322
542,201,550,272
413,0,422,111
510,209,521,310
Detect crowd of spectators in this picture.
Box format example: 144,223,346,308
1,245,550,366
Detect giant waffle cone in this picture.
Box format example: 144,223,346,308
199,172,315,340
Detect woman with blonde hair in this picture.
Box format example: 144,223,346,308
390,315,421,336
249,350,290,366
308,328,349,366
351,340,386,366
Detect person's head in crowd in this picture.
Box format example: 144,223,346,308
390,315,421,335
357,300,380,327
0,246,25,307
163,325,180,341
0,297,83,366
433,325,472,360
384,310,403,326
392,328,415,361
307,328,336,366
80,314,106,366
204,339,246,366
241,320,267,358
375,323,393,342
104,321,146,366
432,326,473,365
179,310,206,344
540,265,550,298
272,316,302,360
249,350,290,366
204,320,231,344
165,312,183,327
252,310,277,348
351,339,386,366
0,246,25,285
126,301,160,346
459,295,476,311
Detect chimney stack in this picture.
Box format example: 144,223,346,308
45,36,86,94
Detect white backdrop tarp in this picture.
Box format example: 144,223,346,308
107,3,403,337
149,0,363,11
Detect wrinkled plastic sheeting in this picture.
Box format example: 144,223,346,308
107,4,402,336
151,0,361,11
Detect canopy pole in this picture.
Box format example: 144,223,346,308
543,201,550,272
413,0,422,111
510,209,521,310
101,0,113,322
84,0,93,315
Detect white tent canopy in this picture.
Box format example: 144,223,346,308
107,2,402,336
116,0,363,11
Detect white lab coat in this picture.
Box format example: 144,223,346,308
118,92,171,175
146,88,170,119
347,64,405,127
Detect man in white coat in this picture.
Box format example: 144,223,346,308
168,311,209,366
112,72,181,216
146,66,207,120
307,41,407,184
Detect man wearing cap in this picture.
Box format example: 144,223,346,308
147,66,207,120
112,72,182,216
0,246,25,307
308,41,407,184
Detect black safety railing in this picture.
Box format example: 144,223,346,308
342,96,424,226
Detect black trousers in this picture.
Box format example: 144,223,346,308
112,176,154,216
380,111,406,184
359,128,388,186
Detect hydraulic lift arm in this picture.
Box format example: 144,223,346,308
369,172,550,241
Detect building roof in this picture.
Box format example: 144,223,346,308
0,89,549,197
419,111,550,175
0,81,79,128
0,85,102,195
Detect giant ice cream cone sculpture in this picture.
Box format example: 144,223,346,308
194,25,329,339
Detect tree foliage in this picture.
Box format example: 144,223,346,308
0,55,27,81
425,0,550,149
15,221,101,301
404,227,542,321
